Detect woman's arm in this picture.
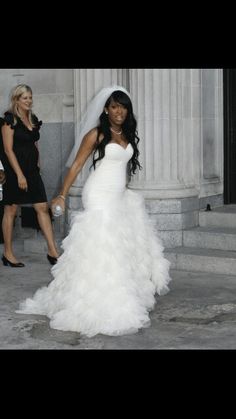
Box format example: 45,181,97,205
51,128,98,209
1,124,28,191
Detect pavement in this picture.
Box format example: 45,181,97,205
1,240,236,350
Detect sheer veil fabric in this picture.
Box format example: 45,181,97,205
66,85,131,167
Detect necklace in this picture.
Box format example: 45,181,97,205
110,127,122,135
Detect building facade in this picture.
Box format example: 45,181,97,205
0,69,223,247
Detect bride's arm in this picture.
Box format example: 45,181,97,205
51,128,98,209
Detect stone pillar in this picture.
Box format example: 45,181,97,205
129,69,199,199
128,69,218,247
67,69,129,226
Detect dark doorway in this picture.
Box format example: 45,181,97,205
223,69,236,203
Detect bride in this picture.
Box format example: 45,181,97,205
17,85,171,337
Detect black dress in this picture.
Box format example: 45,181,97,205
0,111,47,205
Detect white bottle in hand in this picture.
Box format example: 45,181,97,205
0,184,3,201
53,204,63,217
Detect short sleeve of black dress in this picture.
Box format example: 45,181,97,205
0,111,47,205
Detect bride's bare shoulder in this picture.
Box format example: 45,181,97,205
85,127,104,144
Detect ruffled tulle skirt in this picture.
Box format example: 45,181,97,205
17,189,171,337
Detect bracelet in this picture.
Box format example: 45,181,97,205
58,194,66,200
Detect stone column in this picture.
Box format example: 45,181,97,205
128,69,203,247
67,69,129,223
129,69,199,199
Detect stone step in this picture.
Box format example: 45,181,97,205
165,247,236,275
199,205,236,228
183,226,236,251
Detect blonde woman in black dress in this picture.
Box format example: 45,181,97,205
0,84,59,267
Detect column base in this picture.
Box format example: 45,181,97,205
66,186,223,248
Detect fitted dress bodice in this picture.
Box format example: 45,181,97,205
82,142,133,209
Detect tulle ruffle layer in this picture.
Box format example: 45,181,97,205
17,189,171,337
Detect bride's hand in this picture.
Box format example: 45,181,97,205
51,195,66,213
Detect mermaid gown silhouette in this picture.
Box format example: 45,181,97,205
17,142,171,337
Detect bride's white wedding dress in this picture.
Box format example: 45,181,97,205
17,143,171,337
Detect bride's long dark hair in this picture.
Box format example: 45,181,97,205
92,90,142,175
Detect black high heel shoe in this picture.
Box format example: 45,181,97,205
2,255,25,268
47,254,58,265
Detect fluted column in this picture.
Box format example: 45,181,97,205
68,69,129,207
129,69,200,199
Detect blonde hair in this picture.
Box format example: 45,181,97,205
9,84,35,127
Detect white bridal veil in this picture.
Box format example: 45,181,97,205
66,85,131,167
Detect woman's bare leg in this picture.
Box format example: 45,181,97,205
33,202,59,258
2,204,20,263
